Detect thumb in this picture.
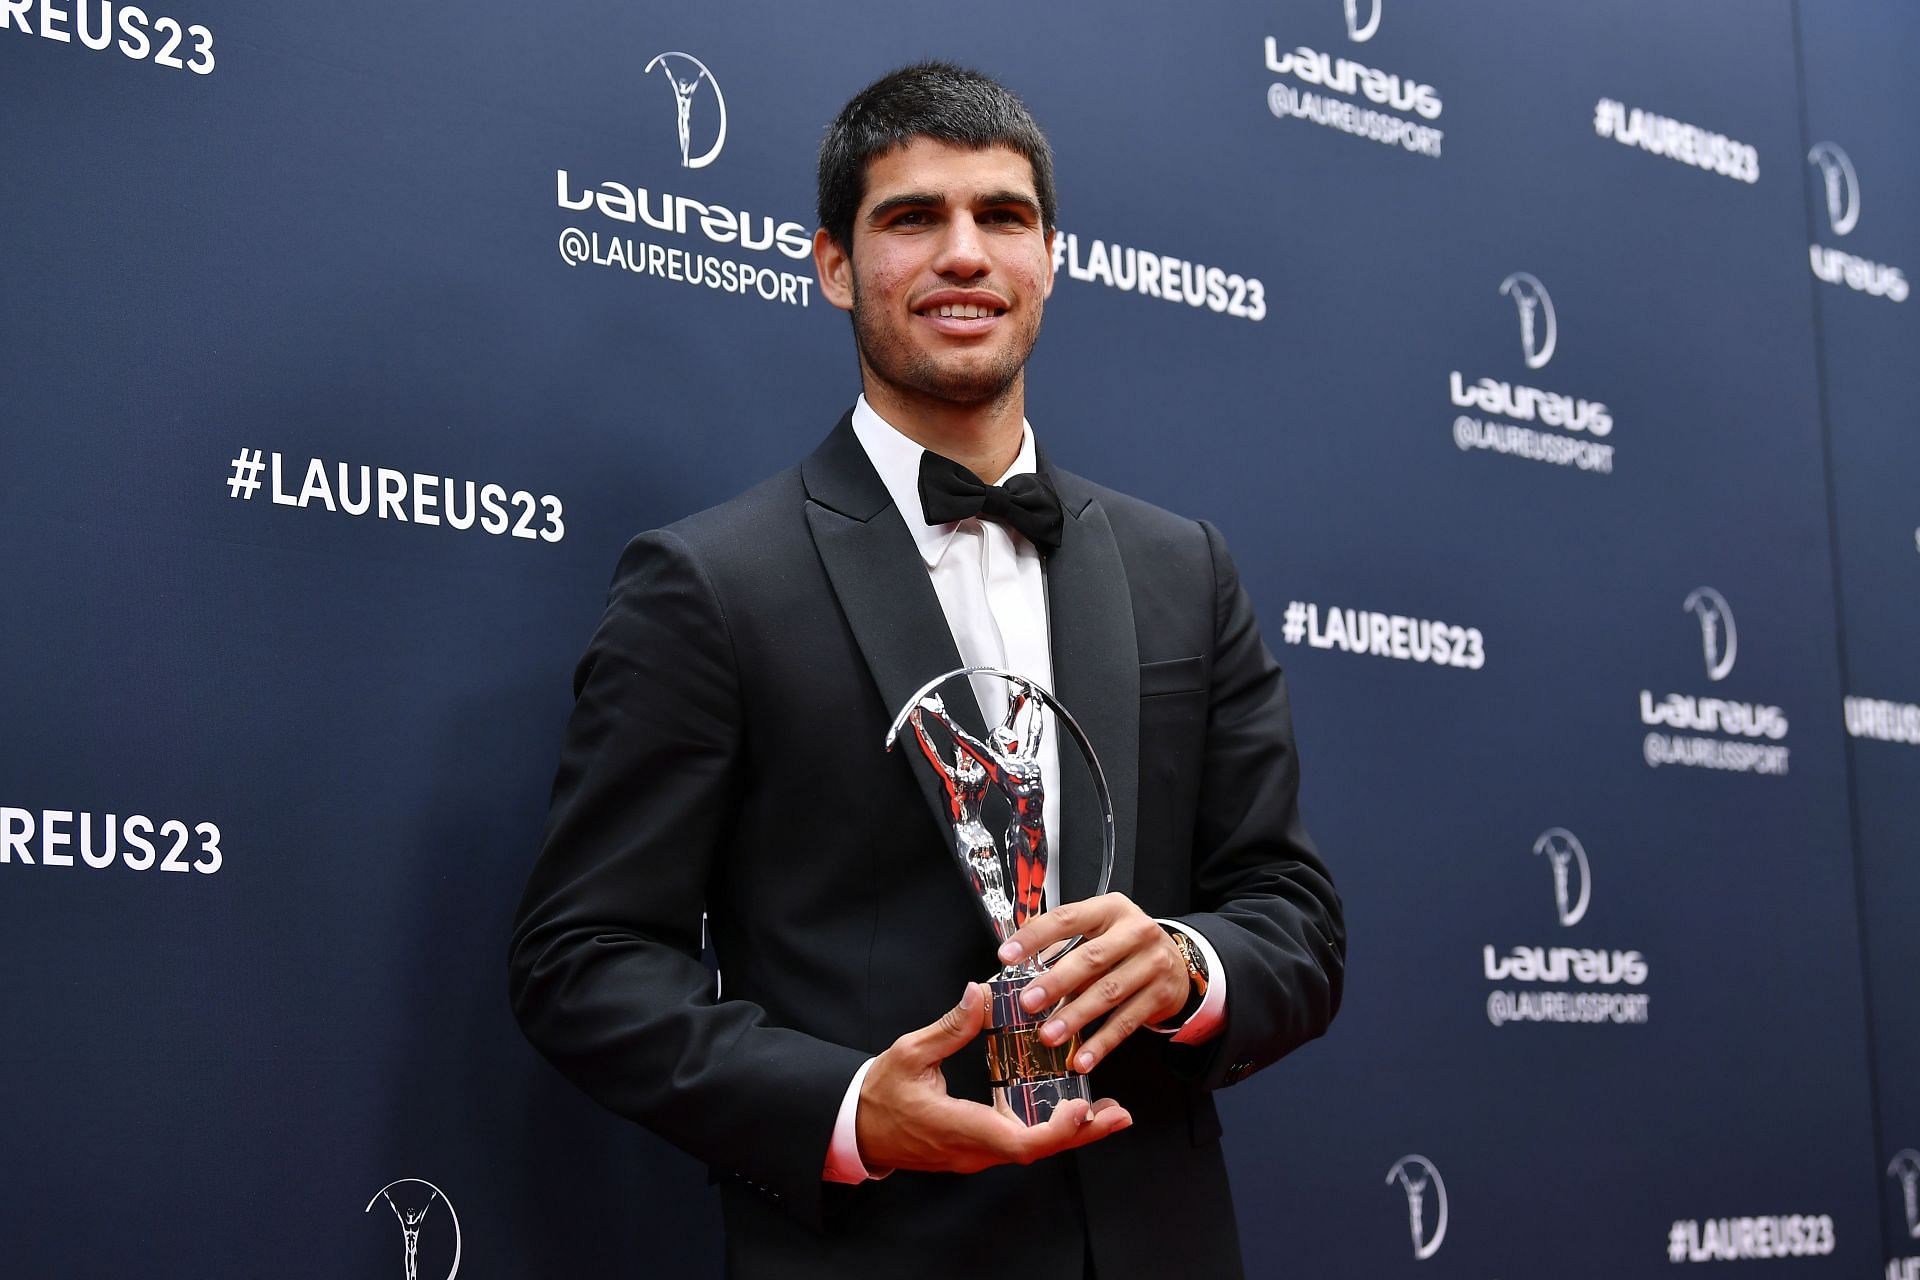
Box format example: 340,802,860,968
897,982,987,1066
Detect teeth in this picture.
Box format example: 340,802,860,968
933,303,997,319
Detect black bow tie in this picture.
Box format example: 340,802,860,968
917,450,1064,554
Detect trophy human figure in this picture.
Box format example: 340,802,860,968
1821,165,1844,225
1500,272,1555,368
1514,292,1539,356
1683,587,1736,680
906,692,1013,939
1548,844,1571,911
657,63,706,168
1390,1164,1430,1256
381,1188,439,1280
918,681,1050,942
1544,839,1575,922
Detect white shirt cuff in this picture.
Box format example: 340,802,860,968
822,1056,888,1183
1153,918,1228,1045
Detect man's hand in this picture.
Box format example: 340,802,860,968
997,893,1192,1074
856,982,1133,1175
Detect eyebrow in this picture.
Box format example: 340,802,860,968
865,190,1043,225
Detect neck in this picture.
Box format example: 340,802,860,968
860,364,1028,482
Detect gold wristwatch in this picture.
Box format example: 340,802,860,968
1151,925,1210,1032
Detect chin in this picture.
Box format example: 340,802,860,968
857,330,1031,408
913,363,1023,406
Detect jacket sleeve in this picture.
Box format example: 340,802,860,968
1164,519,1346,1090
507,529,867,1229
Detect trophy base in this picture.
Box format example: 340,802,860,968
994,1073,1094,1127
983,972,1092,1127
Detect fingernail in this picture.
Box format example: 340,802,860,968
1043,1019,1066,1043
998,941,1021,963
1021,985,1047,1010
1114,1115,1132,1131
1076,1050,1094,1071
960,982,976,1009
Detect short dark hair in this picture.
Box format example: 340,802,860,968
817,61,1057,252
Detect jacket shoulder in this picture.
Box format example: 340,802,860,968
1055,468,1216,567
659,464,808,556
593,465,813,620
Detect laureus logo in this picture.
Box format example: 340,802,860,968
1532,827,1591,927
1807,142,1859,237
1384,1154,1448,1260
1498,272,1556,369
365,1179,461,1279
1344,0,1382,42
1683,587,1737,683
645,51,727,170
1890,1150,1920,1239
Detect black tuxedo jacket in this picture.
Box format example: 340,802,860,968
509,414,1345,1279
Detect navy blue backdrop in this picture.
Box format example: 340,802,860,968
2,1,1914,1276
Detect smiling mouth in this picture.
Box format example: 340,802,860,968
917,302,1007,319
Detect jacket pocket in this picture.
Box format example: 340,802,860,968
1139,655,1205,698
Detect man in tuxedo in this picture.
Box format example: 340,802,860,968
509,62,1344,1279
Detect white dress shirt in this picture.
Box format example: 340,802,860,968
822,396,1225,1183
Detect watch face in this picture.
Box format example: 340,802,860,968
1178,934,1206,982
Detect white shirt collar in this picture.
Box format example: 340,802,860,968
848,394,1038,569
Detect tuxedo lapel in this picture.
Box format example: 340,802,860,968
801,415,997,926
1040,461,1141,905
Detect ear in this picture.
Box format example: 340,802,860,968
1041,227,1057,300
813,227,855,313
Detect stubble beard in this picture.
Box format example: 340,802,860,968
850,277,1042,410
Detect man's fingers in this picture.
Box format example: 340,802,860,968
1012,936,1101,1013
863,995,1139,1176
893,982,985,1067
1073,1097,1133,1146
922,1095,1132,1172
935,1097,1093,1171
996,893,1123,969
934,1096,1032,1163
1071,989,1170,1073
1034,1097,1093,1143
1006,898,1166,1014
1011,1096,1132,1161
1052,926,1189,1039
1036,949,1165,1046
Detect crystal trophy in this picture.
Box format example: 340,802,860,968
885,667,1116,1125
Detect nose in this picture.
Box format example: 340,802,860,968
930,213,991,279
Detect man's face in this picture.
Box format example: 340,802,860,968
815,138,1056,409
